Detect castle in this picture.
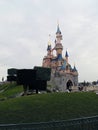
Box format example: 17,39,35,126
42,24,78,92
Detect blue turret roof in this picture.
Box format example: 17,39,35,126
60,60,66,70
65,50,69,57
56,24,61,34
73,65,77,71
47,45,51,51
57,54,62,60
54,39,56,44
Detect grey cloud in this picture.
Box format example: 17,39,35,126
0,0,98,82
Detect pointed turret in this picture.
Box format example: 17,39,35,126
72,64,78,76
47,34,52,54
73,65,77,72
56,24,62,41
65,50,69,57
65,50,69,63
56,24,61,34
46,34,52,56
47,43,51,51
55,24,63,56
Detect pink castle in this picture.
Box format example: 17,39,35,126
42,24,78,91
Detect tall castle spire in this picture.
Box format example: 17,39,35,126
55,24,63,55
56,24,62,42
56,24,61,34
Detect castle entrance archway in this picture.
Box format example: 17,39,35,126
66,80,73,91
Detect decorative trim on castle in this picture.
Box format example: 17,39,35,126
42,24,78,92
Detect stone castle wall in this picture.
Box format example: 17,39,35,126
48,72,78,92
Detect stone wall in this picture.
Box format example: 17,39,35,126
48,73,78,92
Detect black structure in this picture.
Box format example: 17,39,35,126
17,69,36,85
7,68,17,82
7,67,51,94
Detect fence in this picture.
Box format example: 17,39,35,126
0,115,98,130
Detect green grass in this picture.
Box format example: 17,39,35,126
0,82,23,99
0,85,98,124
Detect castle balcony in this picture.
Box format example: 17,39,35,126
55,43,63,49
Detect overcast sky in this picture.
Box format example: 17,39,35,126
0,0,98,82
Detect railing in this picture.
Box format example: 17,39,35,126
0,115,98,130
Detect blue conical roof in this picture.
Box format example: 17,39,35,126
47,45,51,51
60,60,66,70
57,54,62,60
56,24,61,34
73,65,77,71
65,50,69,57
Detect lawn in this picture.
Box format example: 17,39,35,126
0,84,98,124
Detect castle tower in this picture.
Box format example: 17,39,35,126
42,40,52,67
55,24,63,56
47,41,52,56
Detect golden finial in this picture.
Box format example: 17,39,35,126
48,34,51,45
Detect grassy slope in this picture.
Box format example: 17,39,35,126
0,82,23,99
0,84,98,124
